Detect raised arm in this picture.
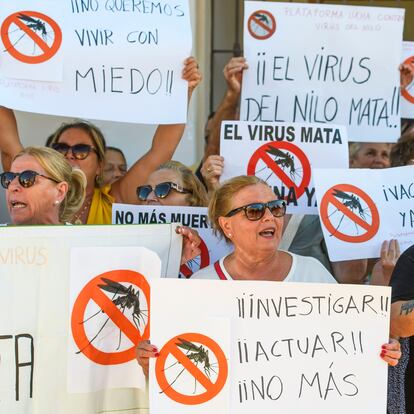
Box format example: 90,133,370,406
0,107,24,171
110,57,202,205
203,57,248,161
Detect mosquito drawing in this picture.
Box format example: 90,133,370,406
256,146,303,184
328,189,371,236
254,12,270,25
160,338,218,394
3,14,54,55
75,278,148,354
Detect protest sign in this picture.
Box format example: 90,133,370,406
113,204,233,278
241,1,404,142
314,166,414,261
150,279,390,413
0,0,192,124
0,224,181,414
220,121,349,214
401,41,414,119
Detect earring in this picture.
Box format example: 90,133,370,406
227,233,232,238
54,200,60,205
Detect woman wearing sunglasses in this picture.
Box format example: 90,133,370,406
2,147,86,225
191,175,336,283
136,175,401,376
137,161,208,207
0,57,201,225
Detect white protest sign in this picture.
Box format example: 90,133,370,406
68,246,159,393
401,41,414,119
241,1,404,142
220,121,349,214
150,279,390,413
0,224,181,414
314,165,414,261
0,0,192,124
112,204,233,278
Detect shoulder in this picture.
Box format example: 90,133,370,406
192,263,220,280
288,253,337,284
192,256,231,280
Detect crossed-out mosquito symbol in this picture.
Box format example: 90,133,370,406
3,13,55,56
160,338,218,394
256,146,303,184
76,278,148,354
328,188,371,236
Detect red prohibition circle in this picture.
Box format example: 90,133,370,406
247,141,311,200
1,11,62,64
71,269,150,365
248,10,277,40
320,183,380,243
402,55,414,104
155,332,228,405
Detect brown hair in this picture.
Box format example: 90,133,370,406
14,147,86,223
390,131,414,167
50,121,106,187
157,161,208,207
209,175,267,241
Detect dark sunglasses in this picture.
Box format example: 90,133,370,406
0,170,60,189
137,182,192,201
51,143,97,160
225,199,286,221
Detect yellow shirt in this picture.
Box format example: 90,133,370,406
87,185,114,225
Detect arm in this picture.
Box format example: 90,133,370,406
0,107,24,171
389,246,414,338
203,57,248,161
391,301,414,338
331,259,368,284
110,57,202,204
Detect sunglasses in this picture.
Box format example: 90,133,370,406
0,170,60,189
51,143,97,160
225,200,286,221
137,182,192,201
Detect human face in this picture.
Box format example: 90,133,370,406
219,183,284,255
6,155,67,225
103,149,127,185
143,169,190,206
350,143,391,169
56,127,101,190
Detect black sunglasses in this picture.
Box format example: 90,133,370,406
137,182,192,201
225,200,286,221
51,143,97,160
0,170,60,189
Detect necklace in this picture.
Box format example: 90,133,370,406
71,195,92,225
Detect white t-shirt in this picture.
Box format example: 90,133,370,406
192,252,336,284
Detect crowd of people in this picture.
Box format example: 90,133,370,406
1,51,414,413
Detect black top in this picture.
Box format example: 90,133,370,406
390,244,414,412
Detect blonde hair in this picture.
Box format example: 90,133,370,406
157,161,208,207
14,147,86,223
50,121,106,187
209,175,267,241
